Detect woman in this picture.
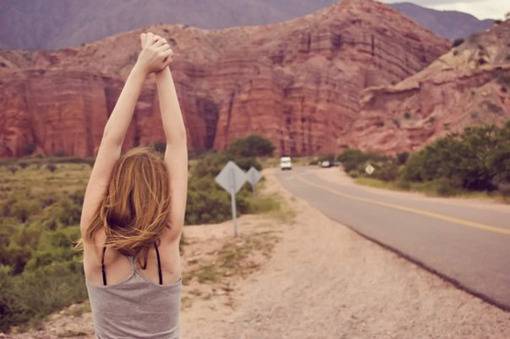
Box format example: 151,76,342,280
75,31,188,339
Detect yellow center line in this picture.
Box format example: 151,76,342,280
294,174,510,236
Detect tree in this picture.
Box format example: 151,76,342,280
226,134,275,157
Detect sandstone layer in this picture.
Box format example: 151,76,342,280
0,0,449,158
350,20,510,155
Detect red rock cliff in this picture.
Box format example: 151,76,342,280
0,0,449,158
349,20,510,155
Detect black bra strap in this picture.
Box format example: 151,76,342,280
154,241,163,285
101,246,107,286
101,242,162,286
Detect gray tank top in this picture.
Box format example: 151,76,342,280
85,243,182,339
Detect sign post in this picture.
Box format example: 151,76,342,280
215,161,247,237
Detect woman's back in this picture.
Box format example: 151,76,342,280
84,233,182,339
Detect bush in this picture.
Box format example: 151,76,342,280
185,176,231,224
41,199,82,229
372,161,399,181
226,134,275,157
46,163,57,172
0,261,87,332
402,124,505,191
337,148,388,173
396,152,409,165
11,200,41,223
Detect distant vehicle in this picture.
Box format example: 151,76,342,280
320,160,331,168
280,156,292,170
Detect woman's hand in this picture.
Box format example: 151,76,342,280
136,32,174,75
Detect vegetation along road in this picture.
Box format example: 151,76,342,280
275,166,510,310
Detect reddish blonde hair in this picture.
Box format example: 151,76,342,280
75,146,171,263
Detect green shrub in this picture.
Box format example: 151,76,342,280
226,134,275,157
396,152,409,165
185,176,231,224
402,124,504,191
10,200,41,223
372,162,399,181
337,148,387,173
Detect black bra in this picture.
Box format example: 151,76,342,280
101,241,163,286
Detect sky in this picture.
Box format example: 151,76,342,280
380,0,508,20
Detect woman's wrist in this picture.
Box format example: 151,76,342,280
155,66,171,82
132,60,149,78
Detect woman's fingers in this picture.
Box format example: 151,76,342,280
156,43,172,53
140,33,147,48
153,38,168,48
141,32,168,48
147,33,159,46
162,48,173,57
137,32,175,72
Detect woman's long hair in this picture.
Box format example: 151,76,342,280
74,146,171,264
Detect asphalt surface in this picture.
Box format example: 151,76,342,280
275,165,510,310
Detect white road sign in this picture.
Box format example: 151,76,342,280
215,161,247,194
365,163,375,175
246,166,262,189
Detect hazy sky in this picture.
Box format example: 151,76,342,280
380,0,508,20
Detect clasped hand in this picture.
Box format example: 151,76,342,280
136,32,174,75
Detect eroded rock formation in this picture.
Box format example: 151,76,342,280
350,20,510,155
0,0,450,158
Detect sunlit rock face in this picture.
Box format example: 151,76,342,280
350,20,510,155
0,0,449,158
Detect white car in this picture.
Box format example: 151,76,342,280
280,156,292,170
320,160,331,168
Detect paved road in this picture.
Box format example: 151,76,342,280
275,166,510,310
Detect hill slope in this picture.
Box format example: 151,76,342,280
392,2,493,40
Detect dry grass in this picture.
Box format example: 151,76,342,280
355,176,510,203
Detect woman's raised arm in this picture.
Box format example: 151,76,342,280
153,36,188,243
80,33,174,239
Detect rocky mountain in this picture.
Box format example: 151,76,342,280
0,0,493,50
392,2,494,40
0,0,450,158
350,20,510,155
